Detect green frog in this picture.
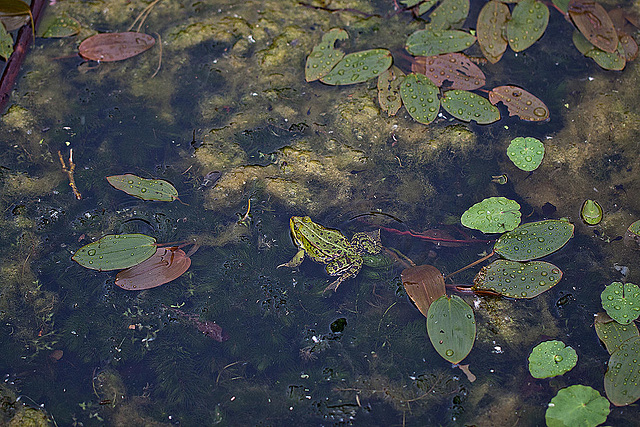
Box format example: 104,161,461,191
277,216,382,292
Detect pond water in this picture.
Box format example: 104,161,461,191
1,0,639,425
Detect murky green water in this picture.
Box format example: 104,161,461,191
1,0,639,425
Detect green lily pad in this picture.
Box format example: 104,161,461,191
506,137,544,171
474,260,562,299
72,234,157,271
407,0,438,16
461,197,521,234
507,0,549,52
400,0,423,6
405,29,476,56
604,336,640,406
440,90,500,124
400,73,440,125
581,200,603,226
528,340,577,379
320,49,392,86
107,174,180,202
594,312,639,355
41,14,81,38
628,220,640,237
494,219,574,261
572,30,625,71
377,66,405,117
545,385,610,427
305,28,348,82
427,295,475,364
427,0,470,31
600,282,640,325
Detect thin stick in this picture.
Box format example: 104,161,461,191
58,149,82,199
151,32,162,78
128,0,162,32
444,250,495,280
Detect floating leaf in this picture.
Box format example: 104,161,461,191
405,29,476,56
400,73,440,125
461,196,521,234
441,90,500,124
414,0,439,17
586,42,626,71
427,295,475,364
507,0,549,52
568,0,618,53
401,265,446,317
0,21,12,61
72,234,157,271
411,53,485,90
115,246,192,290
528,340,577,379
488,85,549,121
0,0,31,16
107,174,180,202
552,0,570,14
305,28,348,82
573,30,626,70
41,15,81,38
604,336,640,406
594,312,639,355
474,260,562,298
507,137,544,171
619,33,638,61
494,219,574,261
427,0,470,31
600,282,640,325
320,49,392,85
476,0,510,63
546,385,610,427
625,220,640,247
377,66,405,116
1,14,29,31
399,0,424,7
79,32,155,62
581,199,603,225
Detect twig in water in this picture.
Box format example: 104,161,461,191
58,149,81,199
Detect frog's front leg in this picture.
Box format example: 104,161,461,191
277,249,305,269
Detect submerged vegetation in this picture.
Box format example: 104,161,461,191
0,0,639,425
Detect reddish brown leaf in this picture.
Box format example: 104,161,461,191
568,0,618,53
115,246,191,290
488,85,549,122
476,0,509,64
401,265,446,318
79,32,155,62
411,53,485,90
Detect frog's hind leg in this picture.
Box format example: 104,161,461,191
324,276,347,293
351,230,382,255
277,249,305,269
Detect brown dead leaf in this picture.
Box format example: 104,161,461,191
115,246,191,290
401,265,446,318
488,85,549,122
568,0,618,53
79,32,155,62
476,0,509,64
411,53,486,90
